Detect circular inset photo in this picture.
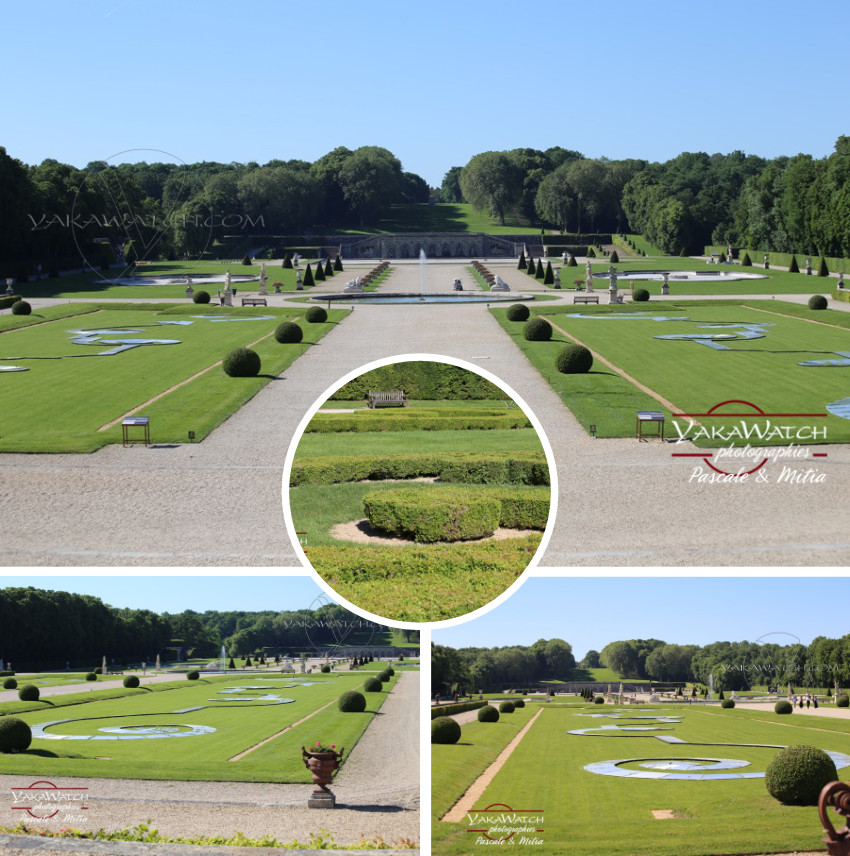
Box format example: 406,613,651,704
283,355,556,624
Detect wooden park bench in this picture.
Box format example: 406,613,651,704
241,297,267,307
573,294,599,304
368,390,407,409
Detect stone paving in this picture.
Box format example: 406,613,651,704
0,260,848,567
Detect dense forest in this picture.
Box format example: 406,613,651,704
0,587,417,671
434,632,850,693
2,136,849,275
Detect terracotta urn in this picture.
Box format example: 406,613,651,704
302,747,345,792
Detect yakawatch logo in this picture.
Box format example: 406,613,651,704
10,781,90,822
670,400,828,483
467,803,545,846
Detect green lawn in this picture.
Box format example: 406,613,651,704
338,203,540,235
494,299,850,444
433,704,850,856
0,304,346,451
0,673,396,782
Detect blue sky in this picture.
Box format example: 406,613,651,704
434,577,850,657
0,575,333,614
3,0,848,186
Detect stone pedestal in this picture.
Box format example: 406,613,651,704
185,285,194,299
308,791,336,809
222,291,233,307
258,282,268,296
608,285,618,304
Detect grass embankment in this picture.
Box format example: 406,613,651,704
493,299,850,444
0,673,397,782
0,304,346,452
433,703,850,856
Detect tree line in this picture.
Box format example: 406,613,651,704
0,587,415,670
433,632,850,694
0,144,429,273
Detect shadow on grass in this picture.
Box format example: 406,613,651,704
335,803,409,813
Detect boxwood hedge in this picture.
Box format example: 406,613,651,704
290,451,549,487
305,412,531,433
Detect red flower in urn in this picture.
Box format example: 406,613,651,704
302,741,345,793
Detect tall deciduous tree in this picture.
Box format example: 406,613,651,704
460,151,523,225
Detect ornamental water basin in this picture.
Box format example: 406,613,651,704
591,269,767,283
313,292,535,304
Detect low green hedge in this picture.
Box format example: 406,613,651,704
430,700,487,719
305,412,531,433
363,486,549,542
834,289,850,302
290,451,549,487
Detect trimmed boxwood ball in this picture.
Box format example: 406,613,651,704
223,347,261,377
499,701,515,713
477,705,500,723
338,690,366,712
721,698,735,709
274,321,303,344
85,672,97,682
187,671,200,681
775,699,793,714
377,670,391,683
18,685,39,702
11,300,31,315
385,667,395,677
305,306,327,323
765,744,837,805
633,288,650,302
3,678,17,689
507,303,530,322
431,716,462,744
593,695,605,704
514,698,525,708
364,677,383,692
321,664,331,673
837,694,849,708
123,675,140,688
556,343,593,374
0,718,32,753
524,317,552,341
809,294,828,310
192,290,211,304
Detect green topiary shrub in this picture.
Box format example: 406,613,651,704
775,699,793,714
228,658,235,669
741,252,752,266
431,716,462,744
543,261,554,285
3,678,17,689
788,255,800,273
514,698,525,708
610,250,619,263
587,247,596,258
85,673,97,682
321,664,331,673
507,303,530,322
765,745,837,805
242,254,252,265
338,690,366,712
385,667,395,677
223,347,261,377
187,671,200,680
721,698,735,709
377,670,391,683
123,675,140,688
334,255,343,271
524,317,552,341
517,252,526,270
594,695,605,704
315,264,326,281
18,685,39,702
477,705,500,722
0,718,32,753
274,322,303,343
193,290,211,304
837,695,849,708
364,677,383,692
324,259,334,277
819,257,830,277
808,294,828,310
633,288,650,302
568,255,577,267
535,259,545,279
303,263,315,287
556,344,593,374
11,300,31,315
499,701,515,713
305,306,327,323
283,254,293,269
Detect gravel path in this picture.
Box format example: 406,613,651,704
1,259,849,566
0,673,419,847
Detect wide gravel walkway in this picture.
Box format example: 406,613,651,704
1,260,848,566
0,672,419,847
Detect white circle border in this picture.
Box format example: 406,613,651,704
281,352,559,630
